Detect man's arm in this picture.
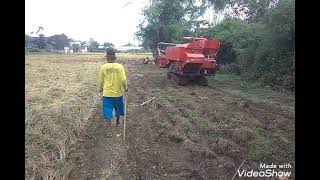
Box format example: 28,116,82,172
97,65,105,92
120,65,128,91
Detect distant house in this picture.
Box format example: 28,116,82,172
26,43,37,49
45,44,55,52
67,39,88,53
69,40,81,53
64,47,74,53
80,44,88,53
98,45,105,50
26,36,45,49
64,47,69,53
26,37,37,48
81,47,87,53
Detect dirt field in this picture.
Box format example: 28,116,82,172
26,53,295,179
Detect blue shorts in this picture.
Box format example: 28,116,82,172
102,96,124,121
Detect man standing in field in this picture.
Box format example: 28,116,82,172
98,48,128,137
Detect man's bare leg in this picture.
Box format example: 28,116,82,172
106,120,113,137
116,116,121,127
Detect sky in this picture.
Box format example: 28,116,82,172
25,0,149,46
25,0,221,47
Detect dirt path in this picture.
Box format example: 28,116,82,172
69,60,295,179
68,109,126,180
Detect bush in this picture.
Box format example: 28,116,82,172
216,40,237,64
219,63,245,75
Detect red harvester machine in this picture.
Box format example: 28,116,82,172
155,37,220,86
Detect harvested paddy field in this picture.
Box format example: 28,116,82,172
26,53,295,179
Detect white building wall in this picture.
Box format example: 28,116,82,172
64,47,69,53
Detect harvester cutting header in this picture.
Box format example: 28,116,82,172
155,37,220,86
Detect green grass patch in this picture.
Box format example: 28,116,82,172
197,118,210,134
243,121,276,161
186,110,201,120
152,76,167,86
165,95,177,103
223,88,247,97
214,73,294,99
246,135,272,161
172,114,191,130
214,73,266,89
214,73,295,105
214,73,242,82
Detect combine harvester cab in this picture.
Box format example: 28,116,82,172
155,42,175,68
156,37,220,86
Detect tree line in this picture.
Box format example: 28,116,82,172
137,0,295,92
25,33,115,52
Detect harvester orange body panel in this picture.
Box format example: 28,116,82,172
155,37,220,85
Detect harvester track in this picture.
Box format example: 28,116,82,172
195,76,208,86
167,72,189,86
167,72,208,86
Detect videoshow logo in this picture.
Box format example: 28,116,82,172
234,161,292,179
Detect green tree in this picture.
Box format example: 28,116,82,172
37,34,46,49
197,17,264,67
252,0,295,90
47,34,70,50
88,38,99,52
72,44,80,52
104,42,114,48
205,0,278,22
136,0,206,51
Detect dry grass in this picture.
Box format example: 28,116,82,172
25,53,152,179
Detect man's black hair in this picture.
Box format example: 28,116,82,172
106,47,115,56
106,47,116,60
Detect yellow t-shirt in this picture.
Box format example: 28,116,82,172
98,62,128,97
